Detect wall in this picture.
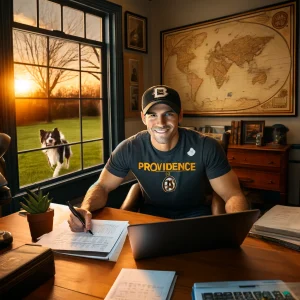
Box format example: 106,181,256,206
110,0,299,144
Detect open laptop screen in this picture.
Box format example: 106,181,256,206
128,209,260,260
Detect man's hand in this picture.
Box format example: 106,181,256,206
68,207,92,232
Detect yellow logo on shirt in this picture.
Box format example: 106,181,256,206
138,162,196,172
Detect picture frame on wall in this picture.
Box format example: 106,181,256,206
241,120,265,144
125,11,147,53
124,52,144,117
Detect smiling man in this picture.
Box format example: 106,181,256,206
68,85,248,232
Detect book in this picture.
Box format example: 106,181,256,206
252,205,300,239
36,220,128,261
104,268,177,300
249,205,300,251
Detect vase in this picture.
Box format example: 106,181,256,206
27,208,54,241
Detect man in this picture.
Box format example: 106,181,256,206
68,85,248,232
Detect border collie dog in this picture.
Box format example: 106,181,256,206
40,128,72,177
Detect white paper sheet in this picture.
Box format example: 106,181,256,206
104,268,177,300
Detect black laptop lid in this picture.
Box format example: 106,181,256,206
128,209,260,260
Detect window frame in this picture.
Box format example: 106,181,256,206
0,0,124,213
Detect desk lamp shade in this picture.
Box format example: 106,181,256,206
0,133,11,159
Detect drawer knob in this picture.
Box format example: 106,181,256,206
268,180,274,184
268,161,274,165
243,158,247,161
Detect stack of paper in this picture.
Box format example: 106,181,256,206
249,205,300,251
105,268,177,300
36,220,128,261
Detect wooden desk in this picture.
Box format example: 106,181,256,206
228,144,291,205
1,204,300,299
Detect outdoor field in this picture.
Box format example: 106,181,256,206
17,117,103,186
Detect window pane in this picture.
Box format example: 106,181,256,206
82,100,103,140
14,64,47,97
14,0,37,27
81,72,101,98
13,30,47,65
39,0,61,31
81,45,101,72
50,100,80,142
50,69,79,97
86,13,102,42
15,98,49,129
49,38,79,70
83,141,103,169
18,144,81,186
63,6,84,38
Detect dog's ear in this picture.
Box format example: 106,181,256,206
40,130,45,137
53,128,59,132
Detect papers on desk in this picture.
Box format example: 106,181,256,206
36,220,128,261
249,205,300,251
104,268,177,300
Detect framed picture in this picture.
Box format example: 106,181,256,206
125,11,147,53
241,121,265,144
124,52,144,117
161,1,296,116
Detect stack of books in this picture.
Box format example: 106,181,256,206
249,205,300,251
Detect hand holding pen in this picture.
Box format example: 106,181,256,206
67,201,93,235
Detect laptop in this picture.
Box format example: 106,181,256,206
127,209,260,260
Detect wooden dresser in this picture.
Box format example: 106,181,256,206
227,144,291,205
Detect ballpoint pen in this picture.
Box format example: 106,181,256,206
67,201,93,235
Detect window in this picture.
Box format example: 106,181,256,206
0,0,124,210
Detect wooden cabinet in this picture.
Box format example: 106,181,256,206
227,144,291,205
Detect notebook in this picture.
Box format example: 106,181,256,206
191,280,298,300
128,209,260,260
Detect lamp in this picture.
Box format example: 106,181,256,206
0,133,13,247
0,133,12,206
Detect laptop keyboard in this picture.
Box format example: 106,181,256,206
202,290,295,300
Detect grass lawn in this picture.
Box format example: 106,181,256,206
17,117,103,187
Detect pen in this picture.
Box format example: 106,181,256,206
67,201,93,235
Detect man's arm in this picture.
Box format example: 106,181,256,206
209,170,249,213
68,168,124,232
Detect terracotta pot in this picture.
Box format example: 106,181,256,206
27,208,54,241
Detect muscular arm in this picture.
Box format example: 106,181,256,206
68,168,124,232
81,168,124,212
209,170,249,213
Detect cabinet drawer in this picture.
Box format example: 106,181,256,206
233,168,280,191
227,150,281,167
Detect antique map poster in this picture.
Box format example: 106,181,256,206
161,2,296,116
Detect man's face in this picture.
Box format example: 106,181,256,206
141,103,183,151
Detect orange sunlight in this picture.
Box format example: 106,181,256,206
15,79,33,95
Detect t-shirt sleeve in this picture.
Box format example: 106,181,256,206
105,140,131,178
202,137,231,179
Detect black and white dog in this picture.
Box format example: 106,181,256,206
40,128,72,178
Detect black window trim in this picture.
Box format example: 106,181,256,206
0,0,124,214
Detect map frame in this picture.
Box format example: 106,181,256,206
161,1,297,117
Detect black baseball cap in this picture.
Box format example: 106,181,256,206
142,85,181,115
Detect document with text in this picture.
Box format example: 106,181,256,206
36,220,128,261
104,268,177,300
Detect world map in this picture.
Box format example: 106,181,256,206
162,4,295,116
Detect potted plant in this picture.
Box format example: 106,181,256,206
20,187,54,241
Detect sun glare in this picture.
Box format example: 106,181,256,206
15,79,32,95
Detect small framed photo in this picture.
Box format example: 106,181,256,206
241,120,265,144
124,52,144,117
125,11,147,53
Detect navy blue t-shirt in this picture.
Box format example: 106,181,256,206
106,128,231,218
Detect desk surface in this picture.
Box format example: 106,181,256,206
1,204,300,300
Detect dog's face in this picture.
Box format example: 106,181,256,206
40,128,61,147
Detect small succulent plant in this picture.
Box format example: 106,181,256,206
20,187,52,214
